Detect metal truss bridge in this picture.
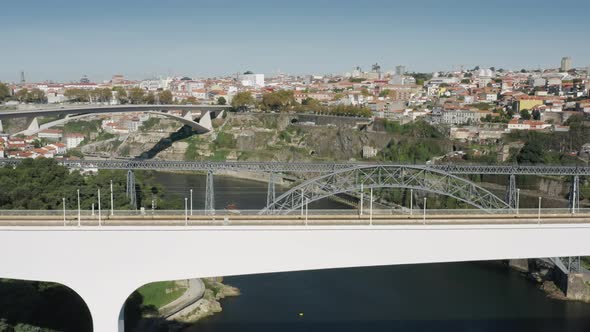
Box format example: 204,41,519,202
0,159,585,215
1,159,589,176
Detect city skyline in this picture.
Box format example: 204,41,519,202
2,0,590,82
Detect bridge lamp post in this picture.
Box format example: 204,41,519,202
190,189,193,216
305,198,309,226
516,188,520,214
360,184,364,216
185,197,188,226
77,189,81,227
369,188,373,226
423,197,427,224
98,189,102,227
410,189,413,215
110,180,114,217
538,197,542,223
62,198,66,226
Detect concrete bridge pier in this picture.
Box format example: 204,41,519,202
23,117,39,136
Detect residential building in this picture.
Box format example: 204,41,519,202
38,129,63,141
65,133,85,149
241,74,265,87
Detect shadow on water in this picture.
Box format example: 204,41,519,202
0,278,92,332
139,125,197,159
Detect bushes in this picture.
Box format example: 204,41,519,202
213,132,236,149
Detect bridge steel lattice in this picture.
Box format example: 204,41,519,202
260,165,512,214
1,160,590,176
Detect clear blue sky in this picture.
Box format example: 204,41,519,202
2,0,590,82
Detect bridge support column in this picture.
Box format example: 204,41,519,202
22,117,39,136
505,174,517,209
182,110,194,121
0,119,3,133
126,170,137,210
569,176,580,214
199,111,213,131
266,172,276,212
205,170,215,214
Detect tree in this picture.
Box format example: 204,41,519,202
516,140,544,164
158,90,173,104
301,97,316,106
14,88,29,103
144,92,156,104
261,90,295,112
112,87,128,104
217,96,227,105
379,89,391,98
26,88,47,103
128,87,145,104
0,83,10,102
97,88,112,103
532,109,541,121
520,109,531,120
231,91,256,112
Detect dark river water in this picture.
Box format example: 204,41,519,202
152,172,590,332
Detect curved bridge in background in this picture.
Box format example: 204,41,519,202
0,104,229,135
261,165,512,214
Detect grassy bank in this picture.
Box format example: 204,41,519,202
137,281,187,309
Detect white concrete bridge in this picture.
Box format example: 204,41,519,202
0,104,230,136
2,212,590,331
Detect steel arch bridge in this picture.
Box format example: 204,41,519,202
260,165,512,214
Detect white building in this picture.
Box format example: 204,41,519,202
38,129,63,141
139,78,172,91
241,74,265,87
65,133,85,149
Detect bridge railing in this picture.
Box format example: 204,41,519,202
0,208,589,218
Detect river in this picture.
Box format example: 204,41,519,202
152,172,590,332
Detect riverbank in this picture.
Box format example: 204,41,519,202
507,259,590,304
168,278,240,323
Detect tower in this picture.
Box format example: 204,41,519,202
560,57,572,72
20,71,25,84
395,65,406,76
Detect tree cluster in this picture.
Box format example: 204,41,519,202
0,83,10,102
64,88,112,103
13,88,46,103
0,159,171,210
